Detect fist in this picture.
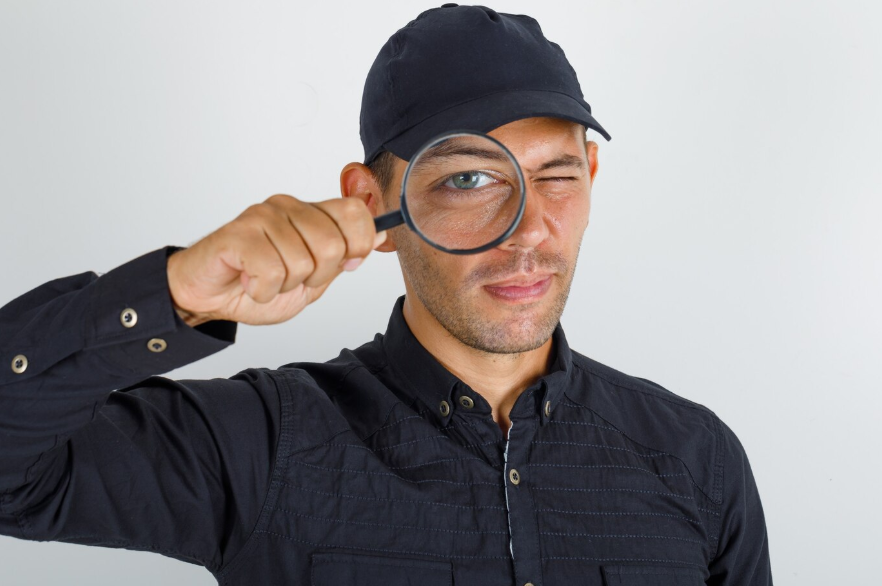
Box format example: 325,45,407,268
166,194,386,326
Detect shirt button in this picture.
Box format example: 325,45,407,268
545,400,551,417
120,308,138,328
508,468,521,485
439,400,450,416
525,583,535,586
458,396,474,409
147,338,167,353
11,354,28,374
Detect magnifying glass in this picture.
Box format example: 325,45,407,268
372,131,526,255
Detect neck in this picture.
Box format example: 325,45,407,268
402,295,554,435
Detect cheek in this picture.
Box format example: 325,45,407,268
405,235,474,284
546,194,590,238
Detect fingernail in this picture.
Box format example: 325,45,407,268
373,231,387,249
343,257,364,271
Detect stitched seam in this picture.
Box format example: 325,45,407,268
531,486,695,500
275,508,508,535
279,482,507,511
709,413,726,560
553,399,718,503
374,434,501,452
536,507,702,526
302,445,484,471
525,462,688,478
258,530,509,560
285,428,353,459
548,417,624,434
288,460,502,487
311,552,450,570
216,371,295,579
539,531,704,544
612,567,702,575
540,555,703,568
531,439,668,458
571,362,710,413
335,364,402,443
373,434,449,451
375,414,422,433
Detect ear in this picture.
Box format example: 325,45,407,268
339,162,398,252
585,140,599,185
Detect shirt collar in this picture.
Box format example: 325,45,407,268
380,295,573,427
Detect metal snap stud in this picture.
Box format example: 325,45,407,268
11,354,28,374
120,308,138,328
147,338,167,353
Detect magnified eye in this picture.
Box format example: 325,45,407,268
444,171,496,190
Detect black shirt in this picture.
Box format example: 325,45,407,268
0,245,773,585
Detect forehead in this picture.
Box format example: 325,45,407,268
487,117,586,154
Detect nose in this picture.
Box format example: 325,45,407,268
498,182,549,251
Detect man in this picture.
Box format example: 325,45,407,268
0,4,772,585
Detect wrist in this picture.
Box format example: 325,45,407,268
175,305,211,328
166,246,210,328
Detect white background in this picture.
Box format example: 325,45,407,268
1,1,880,584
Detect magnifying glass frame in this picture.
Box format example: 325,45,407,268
372,130,526,255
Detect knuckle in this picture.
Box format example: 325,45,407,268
265,263,287,283
265,193,294,206
289,256,316,281
349,239,372,259
238,203,273,224
317,238,347,263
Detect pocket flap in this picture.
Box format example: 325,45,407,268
602,564,704,585
311,552,452,586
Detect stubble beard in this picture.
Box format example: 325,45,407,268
395,230,580,356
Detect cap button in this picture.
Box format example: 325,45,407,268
441,3,459,7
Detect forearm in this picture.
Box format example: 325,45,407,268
0,245,237,502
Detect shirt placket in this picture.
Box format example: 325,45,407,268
503,410,543,586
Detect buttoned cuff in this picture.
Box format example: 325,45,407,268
85,245,237,377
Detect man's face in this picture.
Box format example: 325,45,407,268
383,117,598,355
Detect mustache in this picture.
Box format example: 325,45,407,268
466,249,569,287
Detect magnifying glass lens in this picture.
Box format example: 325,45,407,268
404,134,523,251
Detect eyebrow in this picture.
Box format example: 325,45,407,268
410,143,511,173
527,153,586,173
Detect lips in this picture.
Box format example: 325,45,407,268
485,273,554,288
483,275,553,302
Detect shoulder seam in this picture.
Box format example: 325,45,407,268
572,361,710,414
215,369,293,580
710,413,726,560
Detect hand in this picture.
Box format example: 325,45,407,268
166,194,385,326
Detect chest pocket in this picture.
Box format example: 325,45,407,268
311,552,453,586
601,564,705,585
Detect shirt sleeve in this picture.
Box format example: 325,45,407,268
707,417,774,585
0,246,282,575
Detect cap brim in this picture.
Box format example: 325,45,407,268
368,89,611,164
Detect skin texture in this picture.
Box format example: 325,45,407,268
340,117,599,434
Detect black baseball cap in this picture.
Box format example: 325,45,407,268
359,3,611,166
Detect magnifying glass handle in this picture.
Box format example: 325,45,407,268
374,209,405,232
